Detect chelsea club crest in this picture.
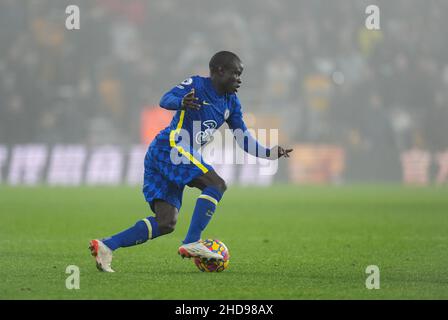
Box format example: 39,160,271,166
224,109,230,120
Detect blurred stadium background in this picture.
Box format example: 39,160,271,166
2,0,448,301
1,0,448,186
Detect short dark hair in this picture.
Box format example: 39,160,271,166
209,51,240,73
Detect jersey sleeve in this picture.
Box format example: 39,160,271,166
159,77,197,111
226,96,271,159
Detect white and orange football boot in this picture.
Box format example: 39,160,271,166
89,239,115,272
178,240,223,261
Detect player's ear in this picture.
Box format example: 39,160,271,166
217,66,225,76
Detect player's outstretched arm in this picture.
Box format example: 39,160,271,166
227,95,292,160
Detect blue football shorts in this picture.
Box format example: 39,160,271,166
142,145,213,212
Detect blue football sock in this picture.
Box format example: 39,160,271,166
103,216,160,251
183,187,223,244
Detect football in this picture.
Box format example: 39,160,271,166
194,239,230,272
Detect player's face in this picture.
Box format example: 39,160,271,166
220,60,243,94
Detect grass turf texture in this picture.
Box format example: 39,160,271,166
0,185,447,299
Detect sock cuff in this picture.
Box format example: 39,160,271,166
142,216,160,239
140,219,152,239
200,186,223,204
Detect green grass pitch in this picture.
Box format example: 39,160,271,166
1,185,447,299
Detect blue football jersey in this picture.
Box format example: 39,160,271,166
152,76,245,147
151,75,270,158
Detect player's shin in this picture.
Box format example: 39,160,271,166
102,216,160,251
183,187,223,244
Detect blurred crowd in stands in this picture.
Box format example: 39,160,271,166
1,0,447,180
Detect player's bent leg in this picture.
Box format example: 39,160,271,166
90,209,163,272
154,200,179,235
179,170,226,261
99,216,159,251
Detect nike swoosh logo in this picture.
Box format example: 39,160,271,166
203,101,212,105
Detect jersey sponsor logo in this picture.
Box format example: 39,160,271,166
195,120,217,145
224,109,230,120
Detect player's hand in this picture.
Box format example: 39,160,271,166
181,89,201,110
270,145,293,160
